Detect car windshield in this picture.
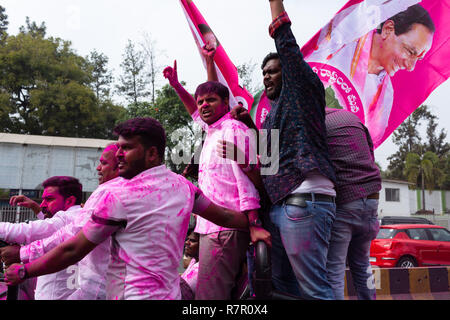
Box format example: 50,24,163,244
377,228,397,239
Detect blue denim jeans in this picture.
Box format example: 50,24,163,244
265,196,336,300
326,198,380,300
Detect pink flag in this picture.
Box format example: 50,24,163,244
251,0,450,149
179,0,254,111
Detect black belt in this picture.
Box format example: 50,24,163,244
367,192,379,200
285,193,335,207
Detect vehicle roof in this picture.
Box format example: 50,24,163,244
381,224,443,229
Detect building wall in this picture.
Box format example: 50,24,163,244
409,189,418,214
0,143,103,192
422,189,443,213
378,181,411,217
445,191,450,213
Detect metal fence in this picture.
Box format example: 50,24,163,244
413,214,450,229
0,205,36,223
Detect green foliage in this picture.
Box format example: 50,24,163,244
0,5,8,42
121,83,198,173
325,86,344,109
404,152,442,189
387,106,438,180
404,151,445,209
86,49,113,101
0,16,125,139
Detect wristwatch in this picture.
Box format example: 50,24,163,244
17,264,28,280
249,217,263,228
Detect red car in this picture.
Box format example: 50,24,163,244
370,224,450,268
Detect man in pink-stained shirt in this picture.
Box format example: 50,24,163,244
164,63,270,299
193,83,264,300
4,117,257,300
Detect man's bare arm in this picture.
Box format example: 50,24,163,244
269,0,285,20
5,231,96,285
202,46,218,82
163,60,197,115
197,203,249,229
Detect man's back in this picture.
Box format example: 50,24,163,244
325,108,381,204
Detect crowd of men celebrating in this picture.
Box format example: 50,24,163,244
0,0,387,300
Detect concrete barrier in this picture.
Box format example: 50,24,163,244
344,267,450,300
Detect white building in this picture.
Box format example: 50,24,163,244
0,133,114,193
378,179,413,217
0,133,114,222
378,179,450,228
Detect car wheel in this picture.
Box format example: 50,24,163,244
396,256,418,268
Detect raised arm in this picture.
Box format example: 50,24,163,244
163,60,197,115
9,195,41,217
269,0,285,20
202,45,218,82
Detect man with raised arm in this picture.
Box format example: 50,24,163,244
164,48,271,299
0,144,121,300
255,0,337,300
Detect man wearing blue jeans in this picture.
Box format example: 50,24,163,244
260,0,337,300
325,108,381,300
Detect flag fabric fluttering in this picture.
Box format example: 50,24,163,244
179,0,254,111
181,0,449,149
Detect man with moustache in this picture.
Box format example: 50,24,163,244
0,176,83,299
0,144,121,299
5,117,265,300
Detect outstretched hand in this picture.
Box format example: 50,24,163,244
163,60,179,87
9,195,41,215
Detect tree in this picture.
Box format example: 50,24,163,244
404,151,444,211
0,18,125,139
121,83,198,173
386,105,434,179
237,61,262,96
86,50,113,101
116,39,149,104
424,114,450,157
0,5,8,42
140,32,164,105
19,16,46,38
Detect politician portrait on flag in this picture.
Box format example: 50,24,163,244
305,0,435,146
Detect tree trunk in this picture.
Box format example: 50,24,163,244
421,171,426,211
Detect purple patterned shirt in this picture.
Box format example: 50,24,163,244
325,108,381,205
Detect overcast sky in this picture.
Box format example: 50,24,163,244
2,0,449,170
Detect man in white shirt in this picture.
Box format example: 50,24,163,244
0,176,83,299
5,117,260,300
1,143,121,300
